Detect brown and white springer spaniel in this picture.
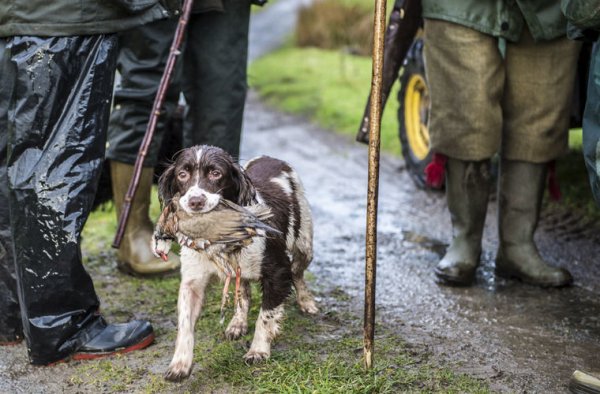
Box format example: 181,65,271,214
152,145,318,381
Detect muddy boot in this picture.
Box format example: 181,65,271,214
111,161,180,276
435,158,491,286
72,317,155,361
569,370,600,394
495,159,572,287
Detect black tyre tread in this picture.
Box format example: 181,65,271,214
397,38,433,190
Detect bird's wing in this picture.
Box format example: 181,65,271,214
174,199,281,245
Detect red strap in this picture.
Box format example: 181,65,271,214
424,153,448,189
548,160,561,201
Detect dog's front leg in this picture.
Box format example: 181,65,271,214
164,278,206,381
225,279,251,340
165,252,213,381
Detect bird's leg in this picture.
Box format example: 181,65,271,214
234,265,242,309
220,269,232,325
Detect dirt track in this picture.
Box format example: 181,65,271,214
240,92,600,392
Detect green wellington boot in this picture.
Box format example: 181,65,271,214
435,158,492,286
569,370,600,394
111,161,180,276
495,159,572,287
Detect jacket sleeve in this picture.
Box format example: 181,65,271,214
562,0,600,30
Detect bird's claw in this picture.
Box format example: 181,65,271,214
152,232,172,259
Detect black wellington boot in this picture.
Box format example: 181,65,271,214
435,158,492,286
495,159,572,287
72,317,155,361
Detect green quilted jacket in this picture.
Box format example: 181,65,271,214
0,0,180,37
422,0,569,42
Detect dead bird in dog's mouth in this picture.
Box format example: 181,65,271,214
153,194,279,256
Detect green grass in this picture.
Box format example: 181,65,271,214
75,199,489,393
249,46,402,155
569,128,583,150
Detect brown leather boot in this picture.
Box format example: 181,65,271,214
110,161,180,276
495,159,572,287
435,158,492,286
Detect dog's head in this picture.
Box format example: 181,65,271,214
158,145,256,214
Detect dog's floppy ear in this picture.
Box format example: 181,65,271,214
232,163,256,205
158,164,178,208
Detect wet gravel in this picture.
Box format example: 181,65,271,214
2,0,600,390
240,93,600,392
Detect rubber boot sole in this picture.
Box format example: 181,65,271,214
434,265,476,286
495,264,573,288
0,338,23,346
72,332,156,361
42,333,155,366
117,260,179,278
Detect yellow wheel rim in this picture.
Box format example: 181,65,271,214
404,74,430,161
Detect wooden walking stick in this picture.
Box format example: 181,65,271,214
364,0,387,370
112,0,194,249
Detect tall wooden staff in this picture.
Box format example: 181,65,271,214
364,0,387,370
112,0,194,249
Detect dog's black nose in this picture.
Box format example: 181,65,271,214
188,195,207,211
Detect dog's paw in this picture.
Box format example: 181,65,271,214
164,360,193,382
243,350,270,364
225,320,248,340
298,298,319,315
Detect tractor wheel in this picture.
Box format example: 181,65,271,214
398,38,433,189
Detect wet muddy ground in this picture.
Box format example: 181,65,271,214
2,92,599,394
2,0,600,390
240,94,600,392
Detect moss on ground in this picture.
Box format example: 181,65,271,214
72,202,489,393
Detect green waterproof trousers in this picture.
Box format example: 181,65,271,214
106,0,251,165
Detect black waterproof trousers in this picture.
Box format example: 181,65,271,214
0,35,118,365
106,0,251,165
0,39,22,344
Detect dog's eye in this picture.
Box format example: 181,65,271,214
178,171,190,181
209,170,222,180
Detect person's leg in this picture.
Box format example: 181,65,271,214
423,19,501,285
0,38,23,345
107,19,181,167
582,42,600,208
183,0,252,159
107,20,181,275
497,28,580,287
6,35,153,365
